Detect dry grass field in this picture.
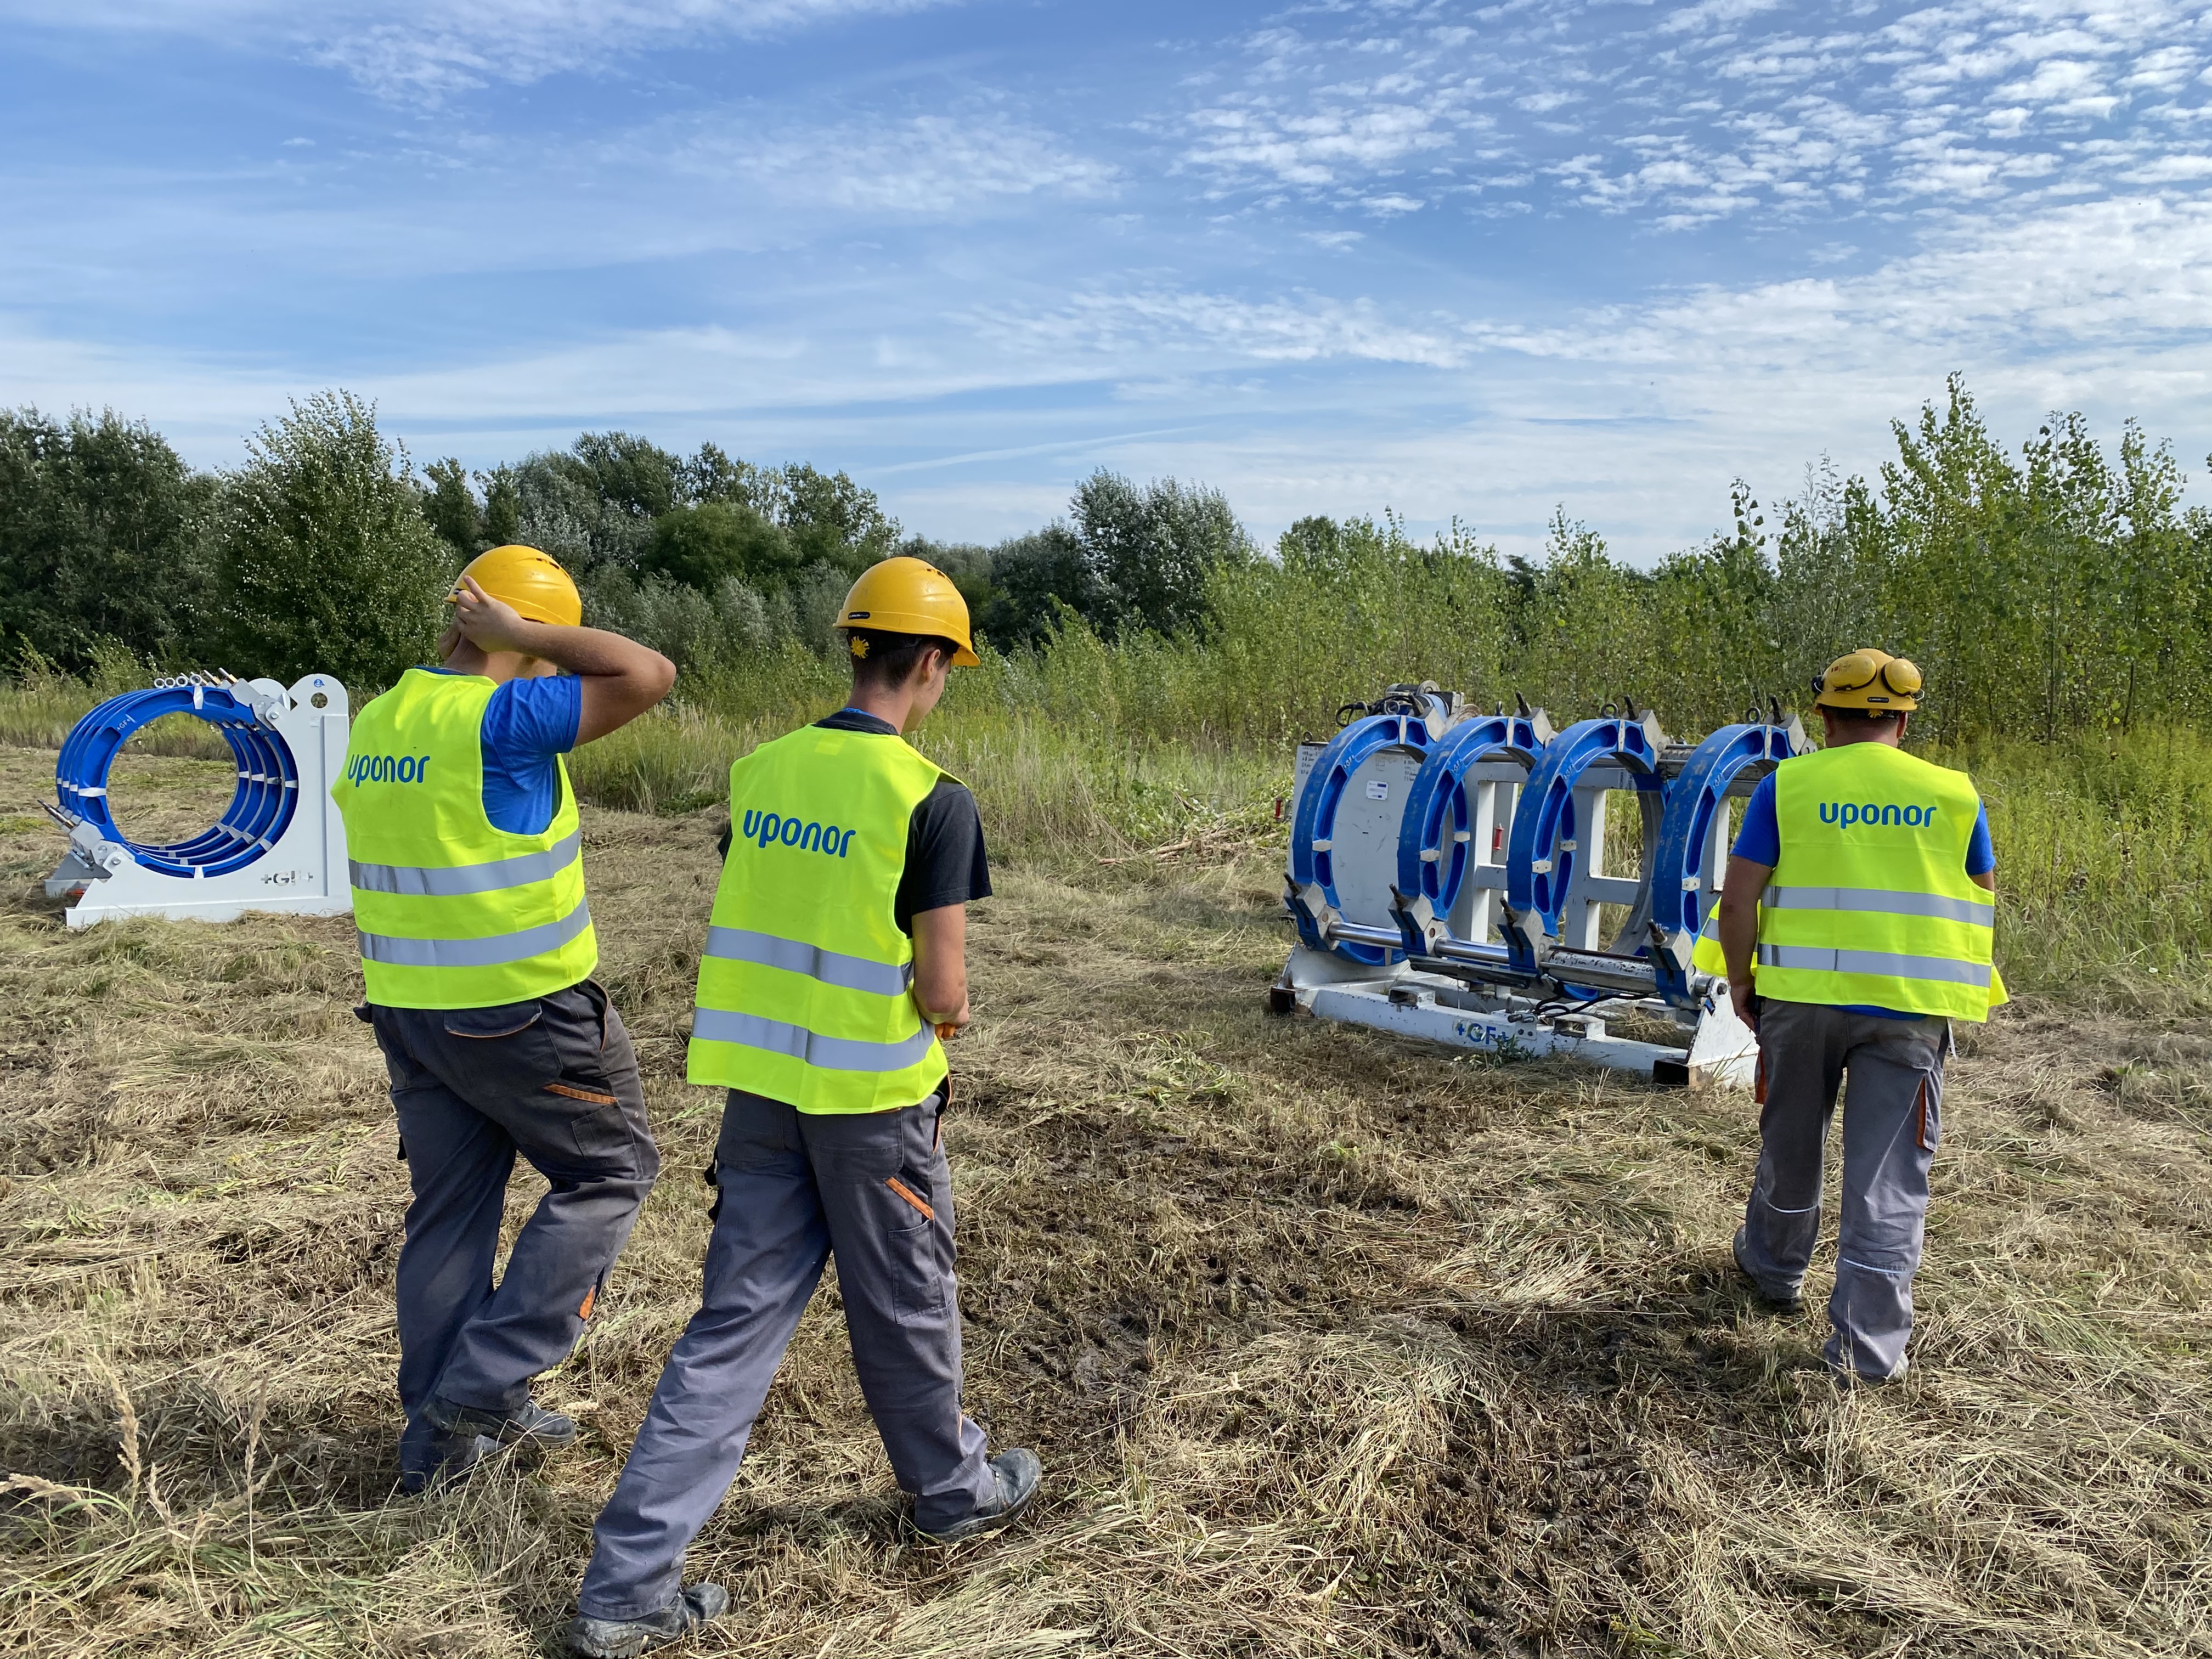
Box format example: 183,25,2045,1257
4,742,2211,1658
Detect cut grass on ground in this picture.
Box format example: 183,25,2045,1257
3,743,2211,1657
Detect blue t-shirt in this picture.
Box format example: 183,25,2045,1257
1732,769,1994,1018
423,668,583,835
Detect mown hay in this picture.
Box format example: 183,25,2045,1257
3,744,2210,1657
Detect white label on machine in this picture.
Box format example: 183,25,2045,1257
1365,780,1390,800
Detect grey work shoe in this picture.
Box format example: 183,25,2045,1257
915,1448,1043,1544
565,1583,731,1658
399,1430,501,1495
425,1394,580,1448
1732,1231,1805,1315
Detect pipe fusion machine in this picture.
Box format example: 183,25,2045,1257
1275,684,1807,1088
43,672,353,928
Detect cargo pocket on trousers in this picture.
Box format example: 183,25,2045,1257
1915,1073,1943,1153
544,1080,632,1162
884,1177,947,1320
441,1002,561,1094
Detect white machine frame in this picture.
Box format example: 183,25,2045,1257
47,673,354,928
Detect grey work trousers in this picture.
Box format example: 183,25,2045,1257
578,1087,995,1623
1736,997,1947,1382
366,980,661,1479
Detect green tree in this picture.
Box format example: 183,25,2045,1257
781,463,900,574
1504,511,1659,721
570,431,683,523
421,458,482,560
1071,469,1251,639
641,500,797,592
981,526,1091,647
213,391,455,690
0,408,218,670
480,464,522,546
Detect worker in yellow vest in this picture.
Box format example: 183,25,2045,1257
566,557,1039,1657
331,545,675,1493
1702,649,2003,1383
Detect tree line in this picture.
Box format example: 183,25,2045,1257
4,379,2207,746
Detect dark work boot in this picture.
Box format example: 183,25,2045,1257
915,1448,1043,1544
399,1429,501,1495
1733,1230,1805,1315
425,1394,580,1448
565,1583,731,1657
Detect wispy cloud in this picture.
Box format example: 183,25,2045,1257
1174,0,2212,230
1,0,954,99
661,113,1119,213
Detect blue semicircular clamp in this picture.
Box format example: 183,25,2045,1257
1502,715,1662,977
1645,719,1805,1005
1289,711,1433,966
1393,713,1546,930
54,683,300,878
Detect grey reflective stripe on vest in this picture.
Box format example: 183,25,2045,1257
358,898,592,968
351,830,583,898
1757,943,1991,988
1762,884,1994,927
691,1007,935,1073
703,926,913,998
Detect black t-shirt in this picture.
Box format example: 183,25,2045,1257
713,709,991,934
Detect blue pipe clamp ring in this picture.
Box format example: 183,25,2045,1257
1390,713,1546,953
1502,713,1663,978
55,681,300,879
1645,719,1803,1006
1289,710,1435,966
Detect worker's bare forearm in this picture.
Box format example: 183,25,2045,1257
910,903,971,1029
505,620,670,682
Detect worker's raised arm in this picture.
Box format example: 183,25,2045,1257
909,901,971,1036
452,575,676,743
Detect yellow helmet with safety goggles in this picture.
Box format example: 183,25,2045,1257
1814,648,1922,712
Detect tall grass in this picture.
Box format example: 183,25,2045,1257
1943,729,2212,1001
571,701,1285,864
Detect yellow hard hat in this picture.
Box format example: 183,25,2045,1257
449,545,582,628
1814,648,1922,712
836,556,979,665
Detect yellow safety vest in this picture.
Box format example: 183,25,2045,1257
686,723,950,1113
331,668,596,1008
1692,743,2003,1020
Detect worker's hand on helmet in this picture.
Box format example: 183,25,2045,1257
929,997,972,1041
451,575,540,656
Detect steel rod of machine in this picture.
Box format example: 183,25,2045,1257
1323,918,1667,996
1542,949,1666,995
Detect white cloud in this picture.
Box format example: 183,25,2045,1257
665,114,1118,213
1177,1,2212,233
1660,0,1786,37
1182,95,1468,190
0,0,953,99
973,289,1471,370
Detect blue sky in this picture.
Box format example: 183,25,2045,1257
4,0,2209,561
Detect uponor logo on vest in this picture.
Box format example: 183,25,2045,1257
347,754,431,784
742,809,856,858
1820,800,1940,827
